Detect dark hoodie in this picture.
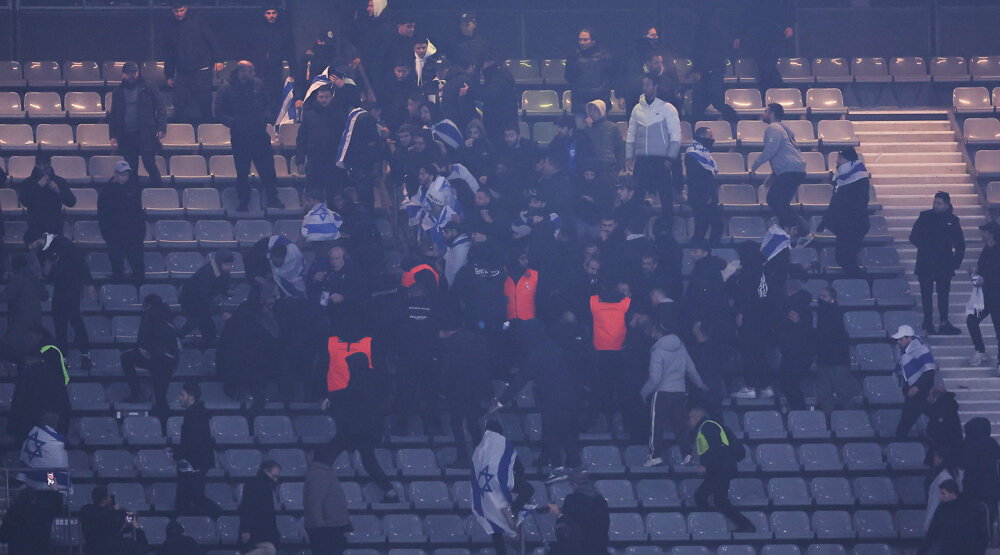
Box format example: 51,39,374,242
926,390,963,460
553,473,610,555
685,253,728,326
962,417,1000,503
214,73,272,138
238,469,280,547
19,168,75,238
815,298,851,366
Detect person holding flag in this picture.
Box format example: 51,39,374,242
17,411,70,492
892,324,939,438
471,420,535,554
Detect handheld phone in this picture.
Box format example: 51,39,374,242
125,512,135,523
46,472,55,486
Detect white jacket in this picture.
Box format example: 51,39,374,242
626,96,681,160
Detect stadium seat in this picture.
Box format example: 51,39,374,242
694,120,736,149
148,482,176,511
806,88,847,116
812,58,851,84
94,449,136,478
507,59,543,85
744,411,786,440
169,154,210,184
140,516,169,545
736,120,767,149
65,91,105,117
409,481,453,510
801,153,828,181
788,410,830,439
155,220,196,248
596,479,638,509
777,58,814,84
930,56,970,83
887,442,926,470
209,154,237,183
177,515,219,545
198,123,231,152
832,279,874,308
78,416,122,446
729,478,768,507
860,247,903,274
890,56,930,83
636,479,681,509
264,186,302,217
854,476,898,506
206,483,237,511
211,415,252,445
831,411,875,439
223,448,263,478
719,184,760,212
136,154,167,180
222,187,264,217
971,55,1000,81
725,89,764,117
813,510,856,539
855,343,895,373
844,444,886,472
383,513,424,544
0,91,24,119
874,410,913,439
541,59,567,86
954,86,993,114
964,117,1000,148
69,382,109,410
811,477,854,507
977,150,1000,178
25,61,64,87
254,415,295,444
396,448,440,477
798,184,832,212
111,315,141,342
71,220,106,248
24,91,65,119
166,252,204,278
713,153,748,182
108,482,148,512
101,61,128,83
0,61,25,87
733,58,759,85
882,311,923,338
195,220,237,249
852,57,891,83
142,188,183,217
817,120,859,148
277,121,298,149
688,511,730,541
771,511,813,540
756,443,799,473
728,216,767,241
895,509,925,539
183,188,225,217
768,477,811,507
50,157,90,185
582,445,625,473
89,155,125,180
0,124,37,150
807,547,847,555
872,278,915,308
174,349,207,377
533,121,558,147
101,284,140,312
36,123,77,151
521,90,562,117
279,481,304,510
77,123,112,151
766,88,807,116
234,220,272,247
864,376,904,406
161,123,199,151
425,514,469,543
608,512,647,543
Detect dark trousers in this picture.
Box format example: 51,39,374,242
108,240,145,282
118,130,162,188
305,159,338,197
233,132,278,204
968,301,1000,354
591,350,624,419
178,300,217,345
918,274,952,324
897,389,930,438
779,367,807,410
739,341,770,390
633,156,674,212
305,527,348,555
541,408,580,469
692,201,723,246
694,471,754,529
449,407,483,464
53,298,88,355
328,434,393,493
121,350,176,412
691,70,739,122
173,69,214,125
813,365,858,417
765,172,806,221
649,391,691,458
175,469,220,515
834,232,865,275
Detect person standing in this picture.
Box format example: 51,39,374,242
962,417,1000,530
750,104,806,220
776,296,816,410
164,1,223,125
921,479,988,555
295,86,343,192
439,313,490,469
303,444,351,555
0,254,45,362
819,147,870,276
177,250,234,346
626,74,681,211
565,28,616,120
892,324,938,438
813,287,859,416
246,3,295,113
238,460,282,555
910,191,965,335
9,326,70,446
172,382,220,515
120,295,179,411
581,100,624,189
589,285,631,421
108,62,167,188
968,221,1000,366
97,161,146,283
734,0,794,91
215,60,284,212
688,406,756,533
0,486,64,555
640,321,706,467
548,470,610,555
39,234,95,371
690,9,739,122
685,126,723,245
19,154,76,242
450,12,491,71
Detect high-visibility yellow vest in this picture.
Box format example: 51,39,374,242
40,345,69,385
695,419,729,456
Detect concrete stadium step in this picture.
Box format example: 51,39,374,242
861,152,964,164
860,141,960,153
881,205,984,217
866,162,969,174
872,174,974,185
853,120,953,132
879,193,979,206
856,130,956,142
874,184,976,194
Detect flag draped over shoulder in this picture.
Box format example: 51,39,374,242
275,77,296,127
17,425,70,491
471,430,519,536
760,224,791,262
336,107,368,169
895,336,937,386
303,67,331,105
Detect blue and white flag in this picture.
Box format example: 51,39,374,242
336,107,368,169
895,336,937,386
303,67,331,105
760,223,790,262
432,119,463,150
447,163,479,193
834,159,869,191
275,77,297,127
685,141,718,175
268,236,307,299
471,430,522,536
301,203,343,242
17,425,70,491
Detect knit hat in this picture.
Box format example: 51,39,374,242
934,191,951,206
586,100,607,120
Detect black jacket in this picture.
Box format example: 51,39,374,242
0,490,63,555
214,76,272,138
97,178,145,247
79,504,126,555
328,354,386,440
821,177,870,238
440,329,491,411
815,300,851,367
926,391,963,460
686,255,729,325
9,346,70,443
553,487,610,555
696,417,739,477
163,9,221,78
179,261,230,308
246,18,295,86
296,102,345,167
238,470,280,547
137,311,180,361
920,494,988,555
777,311,816,373
176,400,214,471
962,417,1000,504
109,78,167,141
910,208,965,278
685,147,720,208
217,302,281,390
158,534,204,555
19,169,76,238
976,243,1000,300
452,245,507,329
566,44,616,114
479,63,518,141
42,235,92,304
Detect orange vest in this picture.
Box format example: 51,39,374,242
590,295,631,351
327,336,372,392
504,269,539,320
401,264,440,288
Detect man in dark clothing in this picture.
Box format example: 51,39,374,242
495,124,538,183
80,486,147,555
776,295,816,410
8,326,70,445
813,287,859,416
962,418,1000,527
926,387,963,464
159,521,204,555
920,479,988,555
109,62,167,188
238,460,282,553
549,469,610,555
39,234,95,370
819,147,870,276
439,58,479,131
0,487,64,555
164,2,223,125
177,250,233,345
565,27,616,118
892,325,938,438
303,444,351,555
450,12,491,71
689,407,756,533
19,153,76,242
690,8,739,122
217,283,281,407
380,60,417,130
306,245,366,339
295,85,342,192
968,221,1000,366
734,0,794,91
910,191,965,335
684,239,729,332
480,60,519,146
173,382,221,515
439,313,491,467
97,161,146,283
685,126,723,245
246,3,295,113
215,60,283,212
121,295,178,411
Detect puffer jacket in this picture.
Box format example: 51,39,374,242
639,334,704,399
626,96,681,159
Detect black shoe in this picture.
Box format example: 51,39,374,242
266,195,285,210
938,321,961,335
922,321,937,334
80,355,93,371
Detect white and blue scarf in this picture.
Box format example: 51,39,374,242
834,160,869,191
895,336,937,386
760,224,791,262
336,107,367,169
274,77,296,127
685,141,718,175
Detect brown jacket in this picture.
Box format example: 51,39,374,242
303,461,350,529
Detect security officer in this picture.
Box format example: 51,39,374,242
689,406,756,533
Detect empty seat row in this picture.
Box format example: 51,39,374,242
0,154,297,185
0,91,106,119
0,61,169,88
0,121,245,153
717,182,876,211
695,119,856,150
953,86,1000,114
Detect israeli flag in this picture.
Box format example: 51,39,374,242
432,119,463,150
275,77,297,127
896,336,937,386
17,425,70,491
303,67,331,105
471,430,521,536
760,223,790,263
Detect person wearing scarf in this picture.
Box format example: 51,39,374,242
892,324,939,438
819,147,870,276
685,126,722,245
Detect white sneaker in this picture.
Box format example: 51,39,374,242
681,454,693,466
643,456,664,467
970,351,988,366
732,387,757,399
760,387,776,399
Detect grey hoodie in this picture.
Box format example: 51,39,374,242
751,122,806,175
640,334,704,399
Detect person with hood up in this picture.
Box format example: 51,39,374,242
925,386,963,464
640,320,706,467
121,294,180,411
728,241,773,400
910,191,965,335
303,444,351,555
18,153,76,242
549,469,610,555
480,59,519,145
813,286,859,416
685,126,723,246
962,417,1000,527
566,27,616,119
921,478,988,555
582,100,625,188
967,221,1000,367
38,233,95,371
238,460,282,554
626,74,682,209
892,324,939,438
818,147,870,276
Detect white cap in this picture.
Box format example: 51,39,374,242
891,324,915,340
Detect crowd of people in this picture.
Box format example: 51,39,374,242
1,0,999,553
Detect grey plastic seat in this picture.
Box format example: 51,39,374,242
183,188,224,217
425,514,468,543
801,151,828,179
205,483,236,511
139,283,178,306
155,220,196,248
101,284,140,312
831,410,875,439
408,481,452,510
733,58,759,84
744,411,786,440
50,158,90,186
36,123,77,151
671,548,709,555
0,125,37,150
25,61,64,87
756,443,799,473
718,184,760,212
725,89,764,117
198,123,231,151
79,416,122,445
88,155,125,180
277,121,298,149
713,153,748,182
843,443,886,472
812,510,855,540
874,410,912,438
768,477,811,507
581,445,625,473
854,476,898,506
788,411,830,439
889,56,930,83
771,511,813,540
253,415,294,444
887,442,926,470
521,90,561,117
209,154,237,183
729,478,768,507
161,123,198,151
69,382,109,410
108,482,149,512
872,278,915,308
222,186,264,217
24,91,65,119
855,343,895,373
135,154,167,180
165,252,204,278
278,481,303,510
971,55,1000,81
195,220,237,249
806,88,848,115
853,510,896,540
595,479,637,509
766,87,807,116
813,57,851,84
694,120,736,149
608,512,647,543
93,449,136,478
635,479,681,509
728,216,767,241
141,188,183,217
507,59,543,85
963,117,1000,146
0,91,24,119
123,415,165,446
688,511,730,541
818,120,859,148
0,61,25,87
235,220,272,248
540,58,566,86
844,311,884,339
211,415,252,445
223,448,263,478
833,279,874,307
852,57,891,83
65,91,104,118
954,86,993,114
77,123,111,151
293,414,336,444
383,514,424,544
931,56,969,83
799,443,843,472
798,184,832,212
736,120,767,149
176,515,218,545
264,186,302,217
807,547,847,555
169,154,210,184
976,150,1000,179
148,482,176,511
396,448,439,477
894,509,925,539
812,477,854,506
533,121,558,147
111,315,141,342
64,61,103,87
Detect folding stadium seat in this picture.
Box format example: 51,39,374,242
50,158,89,187
873,410,908,438
531,121,558,147
782,122,819,152
178,515,219,545
813,510,856,540
725,89,764,117
0,61,24,87
788,411,830,439
68,450,91,479
812,57,851,84
183,188,224,217
851,57,891,83
872,278,914,308
195,220,237,249
81,316,113,344
807,547,847,555
142,188,183,217
137,155,168,180
855,343,895,373
77,123,111,151
894,510,925,539
896,475,927,507
166,252,204,279
831,411,875,439
843,443,886,472
77,416,120,446
729,478,768,507
671,548,710,555
383,514,425,544
963,117,1000,147
521,90,562,117
148,482,176,512
205,483,236,511
855,509,897,540
635,479,681,509
123,415,165,446
744,411,786,440
94,449,137,478
971,55,1000,81
140,516,169,545
540,58,567,86
101,284,140,312
607,512,647,543
138,284,178,307
155,220,196,248
223,448,263,478
811,477,854,507
954,86,993,114
930,56,969,83
718,184,759,212
24,91,65,119
222,187,264,217
211,415,252,445
396,448,440,477
277,121,298,149
69,382,109,410
797,184,832,214
890,56,930,83
768,477,811,507
581,445,625,473
977,150,1000,179
831,279,873,308
695,120,736,149
293,414,336,444
233,219,271,248
755,443,799,473
806,88,847,116
253,415,294,445
161,123,198,151
688,512,730,541
887,442,926,471
101,61,128,83
595,479,637,509
0,124,37,151
777,58,814,84
817,120,859,148
108,482,148,512
86,349,123,377
728,216,767,241
110,315,140,343
713,153,748,182
736,120,767,149
733,58,759,85
264,186,302,217
200,381,240,411
209,155,237,183
717,547,755,555
425,514,468,543
198,123,231,152
766,88,807,117
36,123,77,151
65,91,105,118
170,154,211,185
88,155,124,181
0,91,24,119
25,61,64,87
270,154,294,184
408,481,452,510
173,349,206,378
278,481,303,510
770,511,812,540
506,59,543,85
